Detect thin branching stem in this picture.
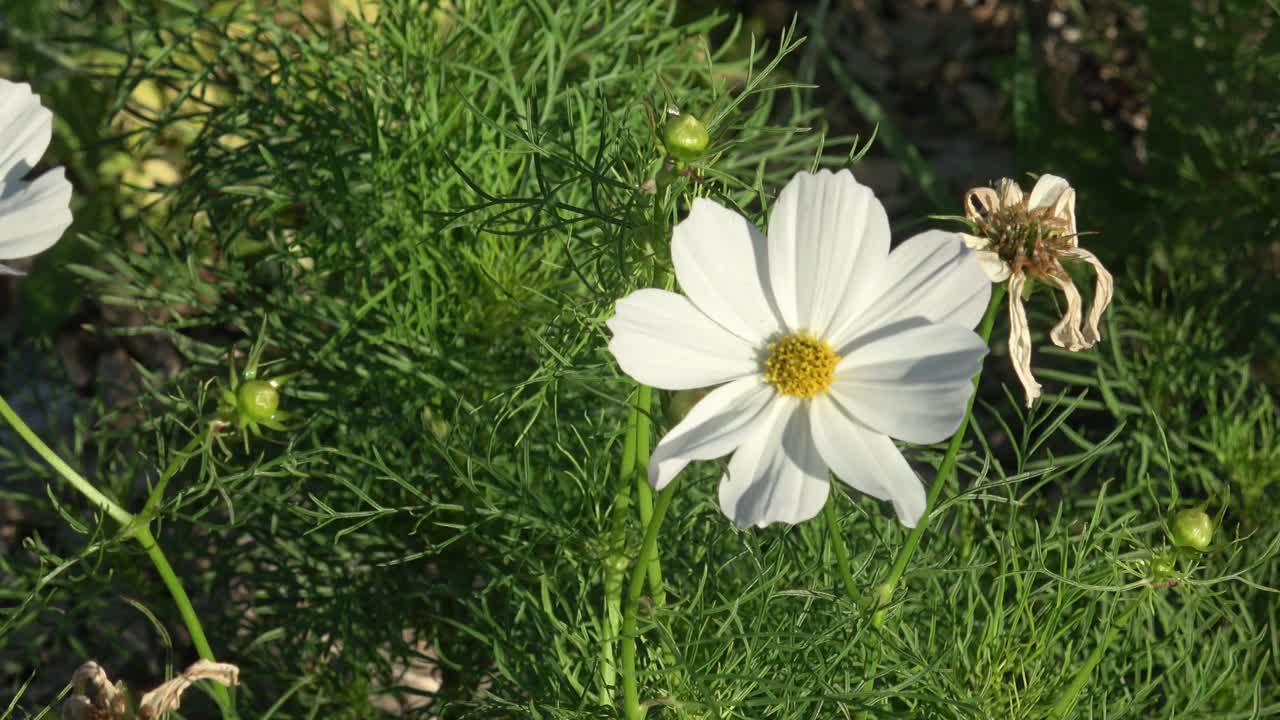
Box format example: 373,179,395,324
0,395,134,529
874,284,1007,626
0,393,235,719
141,432,206,519
1048,599,1141,718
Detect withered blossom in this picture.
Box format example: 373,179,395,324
63,659,239,720
961,174,1114,407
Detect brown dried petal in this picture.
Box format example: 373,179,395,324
71,662,115,703
1027,175,1078,239
60,696,97,720
1043,270,1089,351
1064,247,1114,345
1007,272,1041,407
66,662,127,720
997,178,1024,208
964,187,1001,220
137,660,240,720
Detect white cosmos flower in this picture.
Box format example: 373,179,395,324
0,78,74,275
607,170,992,528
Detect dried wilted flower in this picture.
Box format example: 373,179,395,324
62,659,239,720
63,662,127,720
961,174,1114,406
137,660,240,720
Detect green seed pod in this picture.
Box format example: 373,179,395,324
662,111,709,164
665,388,707,425
237,379,280,423
1171,509,1214,551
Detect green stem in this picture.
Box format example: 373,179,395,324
873,285,1006,627
141,432,206,519
632,387,665,606
822,491,858,601
0,393,235,718
134,524,219,668
0,395,134,529
620,482,678,720
600,390,644,702
1047,600,1140,719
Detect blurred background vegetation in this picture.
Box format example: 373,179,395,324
2,1,1277,718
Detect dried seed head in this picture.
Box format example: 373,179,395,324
964,178,1076,278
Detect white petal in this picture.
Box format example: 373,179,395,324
718,398,830,528
607,289,759,390
808,396,889,502
1028,174,1077,237
0,79,53,187
649,376,776,490
0,167,73,261
830,230,992,348
960,234,1011,281
830,320,986,443
672,197,783,344
975,249,1012,283
810,397,925,527
766,170,888,335
1007,273,1041,407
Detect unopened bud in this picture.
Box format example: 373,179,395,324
1171,509,1214,551
237,379,279,422
662,111,709,164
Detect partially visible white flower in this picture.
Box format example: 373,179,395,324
1,78,74,275
607,170,991,528
961,174,1113,407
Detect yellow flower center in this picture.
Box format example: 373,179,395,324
762,332,838,399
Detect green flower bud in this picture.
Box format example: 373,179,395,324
662,111,709,164
1150,550,1176,579
237,379,280,423
1171,509,1214,551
